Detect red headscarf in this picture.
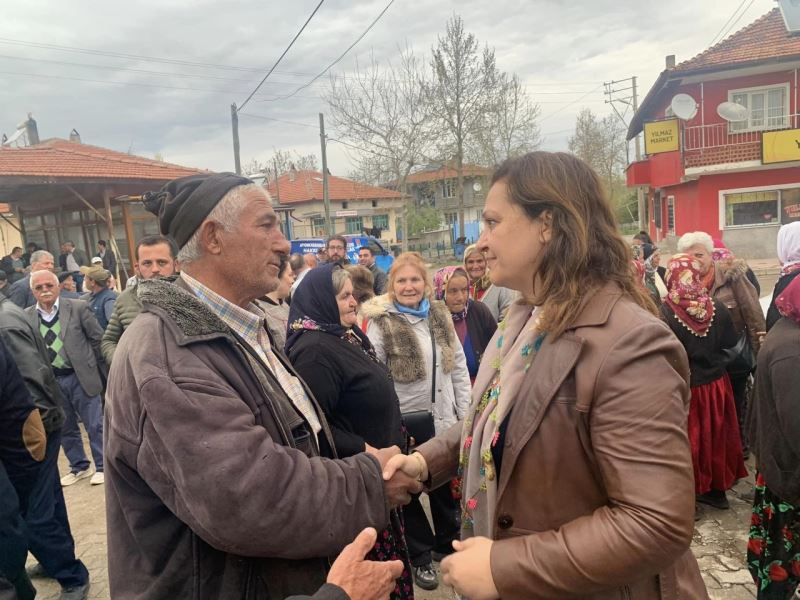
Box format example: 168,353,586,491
665,253,715,336
775,272,800,326
712,238,733,262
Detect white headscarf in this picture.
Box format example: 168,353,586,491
777,222,800,269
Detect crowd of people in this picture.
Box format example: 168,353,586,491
0,153,798,600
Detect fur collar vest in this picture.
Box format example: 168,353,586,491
362,295,456,383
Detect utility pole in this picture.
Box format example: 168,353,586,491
231,103,241,175
319,113,331,236
604,76,646,231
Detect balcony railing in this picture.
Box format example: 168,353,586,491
681,115,800,169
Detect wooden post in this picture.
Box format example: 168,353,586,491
102,188,122,283
121,201,136,284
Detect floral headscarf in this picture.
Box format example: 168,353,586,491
463,244,492,300
433,266,470,321
775,271,800,326
664,253,715,336
712,238,733,262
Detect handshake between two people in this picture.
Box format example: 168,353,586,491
364,445,428,508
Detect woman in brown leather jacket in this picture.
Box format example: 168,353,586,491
383,151,708,600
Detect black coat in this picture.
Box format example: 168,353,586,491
287,330,405,458
464,299,497,367
766,269,800,332
661,299,738,387
749,316,800,503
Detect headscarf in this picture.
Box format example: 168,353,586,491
630,259,646,286
641,243,659,274
463,244,491,299
712,238,733,262
433,266,470,321
664,253,715,337
284,263,375,359
775,271,800,325
777,222,800,276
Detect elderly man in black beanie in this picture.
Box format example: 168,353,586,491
103,173,420,600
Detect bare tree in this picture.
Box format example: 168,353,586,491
425,14,500,234
324,46,433,198
471,73,541,167
568,108,627,204
244,150,318,182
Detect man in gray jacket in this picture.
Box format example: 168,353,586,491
105,173,421,599
26,271,105,488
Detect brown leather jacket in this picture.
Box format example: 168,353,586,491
419,284,708,599
711,259,765,352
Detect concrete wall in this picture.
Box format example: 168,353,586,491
0,217,23,256
721,225,779,260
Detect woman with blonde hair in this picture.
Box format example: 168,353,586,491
363,252,471,591
383,152,707,600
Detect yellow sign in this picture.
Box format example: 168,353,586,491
763,128,800,165
644,119,680,155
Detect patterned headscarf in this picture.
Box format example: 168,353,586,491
775,271,800,326
664,253,715,337
712,238,733,262
433,266,470,321
463,244,492,299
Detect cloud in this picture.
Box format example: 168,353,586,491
0,0,777,175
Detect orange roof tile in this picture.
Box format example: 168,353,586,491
0,203,11,213
674,9,800,73
266,170,402,204
404,164,492,185
0,138,202,181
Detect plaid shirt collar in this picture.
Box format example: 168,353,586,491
180,273,265,344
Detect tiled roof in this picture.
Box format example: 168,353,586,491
0,203,11,213
399,164,492,185
0,138,202,181
674,9,800,73
266,170,402,204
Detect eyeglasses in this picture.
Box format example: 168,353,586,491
33,283,55,291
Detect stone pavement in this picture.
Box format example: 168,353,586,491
29,439,759,599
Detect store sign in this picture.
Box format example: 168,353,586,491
762,128,800,164
644,119,680,155
334,210,358,217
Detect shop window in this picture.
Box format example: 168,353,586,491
724,190,779,227
729,84,789,132
780,188,800,223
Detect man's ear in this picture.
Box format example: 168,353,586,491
198,220,224,256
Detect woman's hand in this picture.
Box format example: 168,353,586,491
364,443,379,456
440,537,499,600
381,452,427,482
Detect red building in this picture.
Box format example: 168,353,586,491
627,7,800,257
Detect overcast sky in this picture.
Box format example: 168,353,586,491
1,0,778,177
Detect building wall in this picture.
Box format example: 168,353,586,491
651,165,800,257
0,217,23,256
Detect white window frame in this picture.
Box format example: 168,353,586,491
442,178,455,199
718,182,800,229
727,83,790,133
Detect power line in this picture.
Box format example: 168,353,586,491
538,83,605,123
717,0,756,44
708,0,750,47
259,0,395,103
238,0,326,111
239,112,319,130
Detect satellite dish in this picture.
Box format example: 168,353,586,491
717,101,749,122
670,94,698,120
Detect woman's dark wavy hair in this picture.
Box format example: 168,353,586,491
491,151,656,339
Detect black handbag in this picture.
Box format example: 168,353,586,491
402,322,437,447
726,331,756,376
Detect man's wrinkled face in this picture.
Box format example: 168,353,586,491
218,189,290,298
136,243,176,280
31,271,60,307
60,275,76,292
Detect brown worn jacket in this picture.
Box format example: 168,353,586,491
418,283,707,599
711,258,765,352
104,277,390,600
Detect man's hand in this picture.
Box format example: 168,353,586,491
440,537,499,600
381,453,427,481
327,527,403,600
372,446,421,507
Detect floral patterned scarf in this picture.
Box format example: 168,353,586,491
463,244,492,301
459,304,545,538
433,266,470,321
665,253,715,337
775,271,800,326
